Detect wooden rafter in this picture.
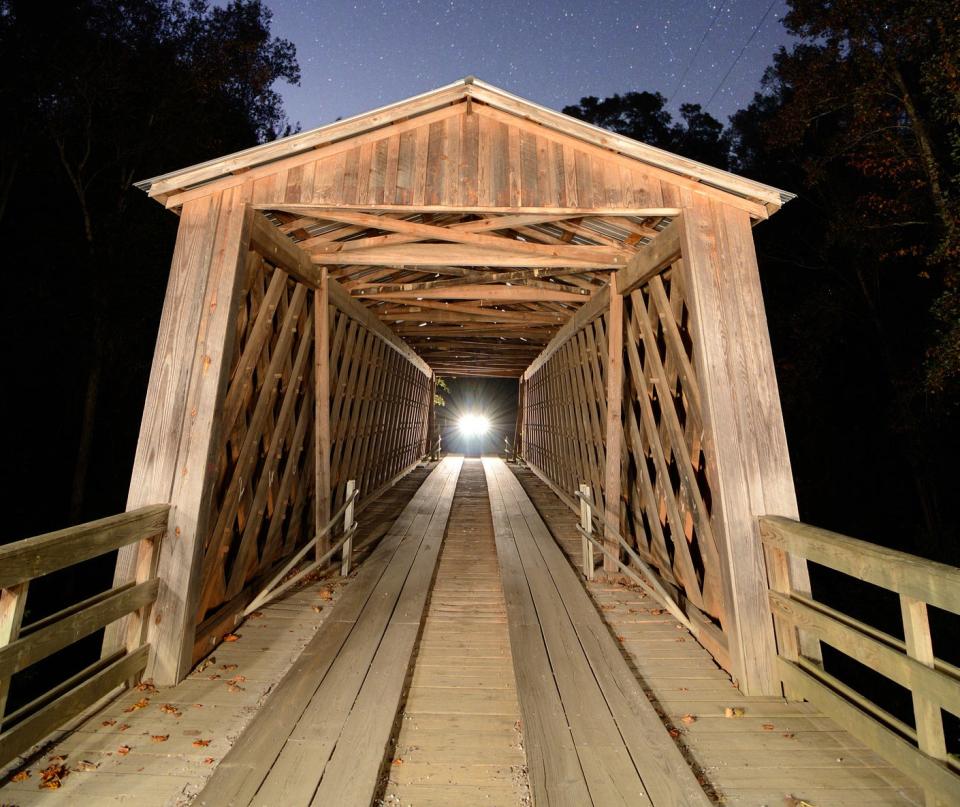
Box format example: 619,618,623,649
258,206,673,375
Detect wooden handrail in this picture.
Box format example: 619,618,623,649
760,516,960,613
759,515,960,804
0,505,169,768
0,505,170,589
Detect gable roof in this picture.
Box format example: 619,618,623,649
136,77,792,212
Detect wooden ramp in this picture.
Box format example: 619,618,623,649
196,456,462,807
514,465,925,807
382,458,530,806
484,457,712,807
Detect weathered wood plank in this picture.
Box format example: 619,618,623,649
1,506,169,589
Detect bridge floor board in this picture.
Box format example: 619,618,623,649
485,457,712,807
381,458,530,806
512,464,926,807
1,460,926,807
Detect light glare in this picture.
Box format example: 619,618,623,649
457,413,490,438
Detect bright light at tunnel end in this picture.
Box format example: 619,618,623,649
457,413,490,438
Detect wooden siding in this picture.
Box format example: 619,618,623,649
166,102,722,215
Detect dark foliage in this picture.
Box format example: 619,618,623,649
728,0,959,563
563,91,732,169
0,0,298,705
0,0,299,538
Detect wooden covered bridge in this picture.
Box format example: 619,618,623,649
1,78,957,806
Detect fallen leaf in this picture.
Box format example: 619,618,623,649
192,739,211,748
762,723,775,731
681,714,697,725
220,663,238,671
248,610,264,619
203,757,216,765
101,719,116,727
208,674,221,680
226,675,246,685
118,723,130,732
318,588,333,601
135,680,158,693
160,703,182,717
222,633,240,642
123,697,150,712
117,745,131,756
668,727,681,738
10,769,30,782
724,707,745,718
600,603,617,611
392,758,404,766
73,760,99,772
616,635,626,642
783,733,796,739
39,762,69,789
151,735,169,743
312,605,323,613
196,657,216,673
649,608,665,616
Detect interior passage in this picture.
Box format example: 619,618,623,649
382,458,530,805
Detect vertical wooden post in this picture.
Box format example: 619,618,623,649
603,273,624,575
579,484,594,581
0,583,28,722
123,531,163,657
675,195,818,696
106,191,253,686
341,479,356,576
900,594,947,802
427,372,437,460
315,268,332,559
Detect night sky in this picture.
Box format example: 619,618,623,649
261,0,794,132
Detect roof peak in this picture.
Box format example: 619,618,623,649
137,77,791,212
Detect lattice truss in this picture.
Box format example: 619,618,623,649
196,239,431,631
264,206,670,377
326,305,432,515
199,249,316,623
620,266,724,621
523,316,609,500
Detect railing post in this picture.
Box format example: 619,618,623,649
123,530,164,686
579,484,594,582
315,267,332,561
0,582,29,722
341,479,356,577
900,593,948,806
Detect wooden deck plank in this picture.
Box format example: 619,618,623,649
383,458,531,807
512,464,926,807
489,460,651,806
0,468,437,806
487,458,712,807
485,458,593,807
197,458,461,806
310,458,462,806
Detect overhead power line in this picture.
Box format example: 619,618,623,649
702,0,779,112
668,1,727,103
